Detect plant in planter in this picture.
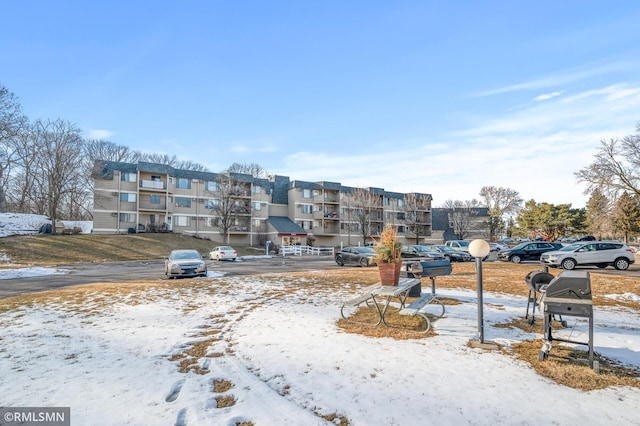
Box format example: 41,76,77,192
373,224,403,285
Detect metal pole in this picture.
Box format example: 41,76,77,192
476,256,485,343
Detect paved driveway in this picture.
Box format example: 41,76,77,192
0,256,340,299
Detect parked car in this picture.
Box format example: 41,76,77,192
577,235,596,242
165,249,208,278
209,245,238,261
489,242,510,252
335,246,376,267
558,236,577,243
434,245,472,262
500,237,516,245
401,245,446,261
498,242,563,263
540,241,635,270
444,240,470,252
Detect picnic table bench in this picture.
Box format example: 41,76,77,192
340,278,445,332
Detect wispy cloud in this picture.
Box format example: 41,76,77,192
275,81,640,208
534,91,563,101
86,129,114,139
475,61,636,97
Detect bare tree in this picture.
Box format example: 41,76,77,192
576,124,640,199
441,199,480,240
225,162,269,178
401,193,432,244
5,126,40,213
30,119,84,232
479,186,523,240
205,174,250,244
0,84,28,212
84,139,134,163
133,152,208,172
342,187,381,245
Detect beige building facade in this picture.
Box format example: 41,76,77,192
92,160,433,248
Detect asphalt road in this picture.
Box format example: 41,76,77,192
0,256,342,299
2,256,638,300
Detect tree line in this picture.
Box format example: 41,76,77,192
442,127,640,244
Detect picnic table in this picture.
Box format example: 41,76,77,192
340,278,445,332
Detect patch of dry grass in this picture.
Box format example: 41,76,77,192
215,395,237,408
512,340,640,390
0,233,252,266
213,379,234,393
337,304,437,339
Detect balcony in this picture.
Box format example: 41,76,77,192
139,200,167,211
140,180,166,190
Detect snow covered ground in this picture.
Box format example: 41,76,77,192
1,273,639,425
2,213,639,424
0,212,92,237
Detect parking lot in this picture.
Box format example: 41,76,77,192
2,254,639,299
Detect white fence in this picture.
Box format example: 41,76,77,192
280,245,335,256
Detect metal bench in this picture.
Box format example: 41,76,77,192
340,279,421,327
399,293,445,333
340,284,385,326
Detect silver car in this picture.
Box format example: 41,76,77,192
540,241,635,270
165,249,208,278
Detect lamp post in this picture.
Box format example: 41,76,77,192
469,239,491,344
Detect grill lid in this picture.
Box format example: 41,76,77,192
542,270,591,300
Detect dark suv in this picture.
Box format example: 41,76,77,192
498,241,563,263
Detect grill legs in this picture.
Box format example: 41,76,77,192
539,312,598,372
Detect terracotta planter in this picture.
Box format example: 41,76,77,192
378,262,402,286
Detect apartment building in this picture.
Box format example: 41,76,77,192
91,160,433,247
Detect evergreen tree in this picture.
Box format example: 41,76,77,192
612,192,640,243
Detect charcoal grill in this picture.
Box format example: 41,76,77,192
538,270,598,371
401,259,452,297
524,270,555,325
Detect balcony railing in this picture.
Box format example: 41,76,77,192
140,180,166,190
139,201,167,210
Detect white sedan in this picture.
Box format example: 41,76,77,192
209,246,238,261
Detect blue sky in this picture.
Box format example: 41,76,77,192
2,1,640,208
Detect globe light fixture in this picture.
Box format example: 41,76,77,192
469,239,491,344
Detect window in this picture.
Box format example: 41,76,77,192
205,199,218,209
176,178,191,189
150,195,161,205
254,185,262,194
119,213,136,223
120,172,136,182
206,181,218,192
151,175,161,182
174,216,191,227
253,219,261,227
175,197,192,208
253,202,261,211
397,199,404,207
396,212,406,220
120,193,136,202
301,204,313,214
302,189,312,198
